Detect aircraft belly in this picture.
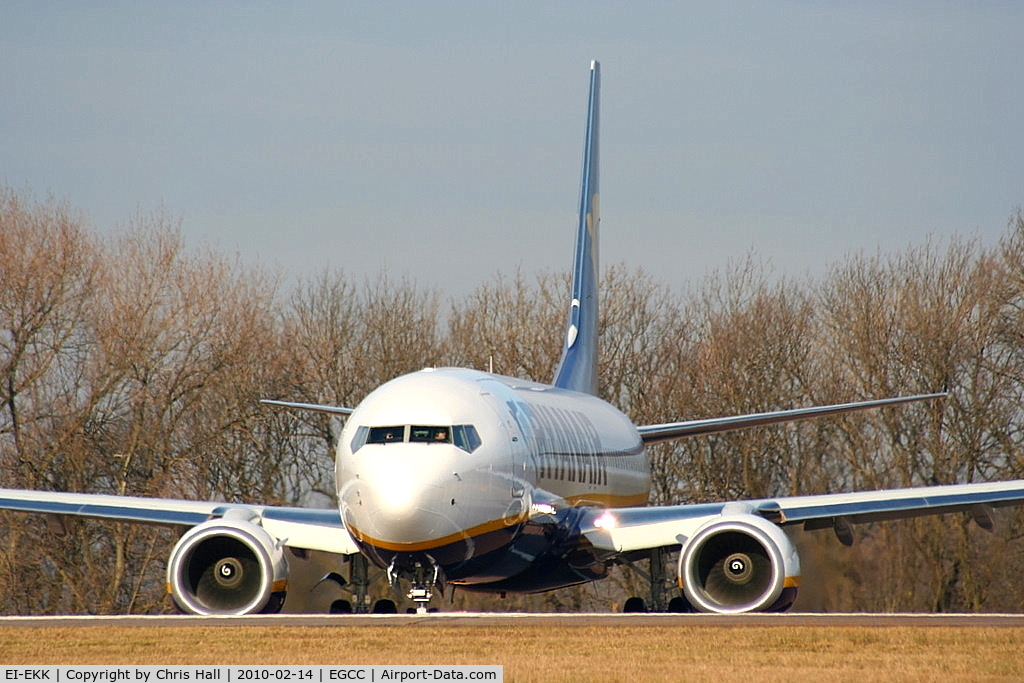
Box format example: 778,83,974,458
449,507,612,592
353,521,524,580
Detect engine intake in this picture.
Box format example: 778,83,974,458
167,519,288,615
679,514,799,613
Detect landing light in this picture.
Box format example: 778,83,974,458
593,512,617,530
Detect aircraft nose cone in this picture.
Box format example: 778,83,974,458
373,467,427,522
340,448,457,548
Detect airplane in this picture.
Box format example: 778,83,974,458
4,60,1024,615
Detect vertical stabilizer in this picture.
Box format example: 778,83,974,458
553,60,600,395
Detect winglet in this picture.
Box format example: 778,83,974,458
553,60,600,395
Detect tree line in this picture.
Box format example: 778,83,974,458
2,184,1024,613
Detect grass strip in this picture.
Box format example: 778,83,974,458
2,624,1022,681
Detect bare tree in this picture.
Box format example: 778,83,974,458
809,233,1024,612
445,268,564,380
5,181,1024,613
646,257,822,504
0,188,99,612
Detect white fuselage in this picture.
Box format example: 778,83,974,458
334,367,648,590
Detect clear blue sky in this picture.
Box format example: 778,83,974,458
4,2,1022,297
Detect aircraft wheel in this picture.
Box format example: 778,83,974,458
329,599,353,614
668,596,694,613
372,599,398,614
623,597,647,613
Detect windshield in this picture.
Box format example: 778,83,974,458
410,426,450,443
350,424,481,453
367,426,404,444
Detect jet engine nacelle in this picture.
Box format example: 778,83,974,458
678,513,800,613
167,518,287,615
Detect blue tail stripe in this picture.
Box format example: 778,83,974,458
553,60,600,395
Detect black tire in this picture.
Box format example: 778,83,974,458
372,599,398,614
623,597,647,613
668,596,694,613
329,599,353,614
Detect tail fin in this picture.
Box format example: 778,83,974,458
552,60,600,395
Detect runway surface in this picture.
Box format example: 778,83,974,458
3,612,1024,628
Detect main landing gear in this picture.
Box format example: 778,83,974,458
315,553,374,614
621,547,693,613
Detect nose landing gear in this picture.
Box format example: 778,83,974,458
388,555,442,614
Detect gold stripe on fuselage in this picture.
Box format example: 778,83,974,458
347,491,648,553
563,491,649,507
346,511,530,553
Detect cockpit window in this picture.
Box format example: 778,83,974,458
410,426,450,443
351,424,481,453
452,425,482,453
350,425,369,452
367,426,405,444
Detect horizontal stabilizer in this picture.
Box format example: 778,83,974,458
261,399,355,416
638,393,946,445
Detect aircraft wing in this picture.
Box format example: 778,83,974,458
581,478,1024,553
636,393,946,445
0,488,360,555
